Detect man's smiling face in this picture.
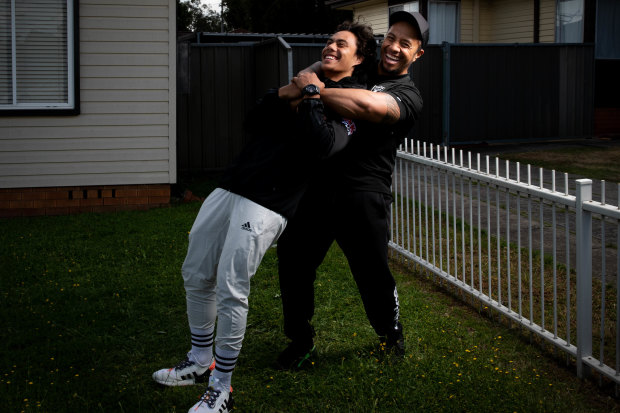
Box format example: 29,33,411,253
321,30,362,81
379,21,424,76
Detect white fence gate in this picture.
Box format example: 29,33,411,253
390,141,620,384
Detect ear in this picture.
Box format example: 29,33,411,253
412,47,424,63
353,55,364,67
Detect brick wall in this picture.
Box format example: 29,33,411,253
595,108,620,137
0,184,170,218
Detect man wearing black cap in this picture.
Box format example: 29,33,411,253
276,11,429,369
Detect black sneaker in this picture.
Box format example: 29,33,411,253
274,341,316,370
378,329,406,359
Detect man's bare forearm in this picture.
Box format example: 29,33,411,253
320,88,400,124
292,72,400,125
298,61,322,76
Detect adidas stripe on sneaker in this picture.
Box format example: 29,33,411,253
152,354,215,387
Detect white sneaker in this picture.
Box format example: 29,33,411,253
188,376,234,413
152,353,214,386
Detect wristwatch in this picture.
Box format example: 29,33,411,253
301,84,320,97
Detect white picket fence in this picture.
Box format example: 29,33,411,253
389,140,620,384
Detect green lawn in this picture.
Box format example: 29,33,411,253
493,142,620,183
1,198,618,412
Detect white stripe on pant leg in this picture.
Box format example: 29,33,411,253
182,188,235,331
215,195,287,352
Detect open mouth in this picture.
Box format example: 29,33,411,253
384,53,400,64
323,54,338,62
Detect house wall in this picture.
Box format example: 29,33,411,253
460,0,475,42
539,0,556,42
342,0,556,44
0,0,176,217
349,0,390,35
480,0,534,43
461,0,557,44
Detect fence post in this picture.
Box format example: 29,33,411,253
575,178,592,379
441,41,450,148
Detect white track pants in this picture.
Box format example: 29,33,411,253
182,188,287,352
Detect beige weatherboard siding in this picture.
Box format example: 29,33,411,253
337,0,389,35
539,0,556,43
478,0,535,43
0,0,177,189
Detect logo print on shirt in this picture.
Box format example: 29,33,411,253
341,118,356,136
371,85,386,93
241,222,252,232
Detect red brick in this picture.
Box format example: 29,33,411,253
91,206,110,214
116,189,138,198
71,190,84,200
0,209,22,218
33,200,55,208
104,197,125,206
22,208,47,217
125,197,149,205
10,200,33,209
46,191,70,200
72,206,94,214
149,196,170,204
101,189,113,198
56,199,81,208
0,200,9,208
80,198,103,207
45,207,70,216
0,192,20,201
22,191,47,201
86,189,99,199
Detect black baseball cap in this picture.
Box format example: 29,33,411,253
389,11,429,48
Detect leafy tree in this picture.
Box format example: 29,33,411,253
177,0,224,32
223,0,352,34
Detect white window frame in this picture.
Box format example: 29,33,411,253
1,0,79,115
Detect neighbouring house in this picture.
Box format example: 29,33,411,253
0,0,177,217
326,0,620,141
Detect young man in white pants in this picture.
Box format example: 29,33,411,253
152,22,377,413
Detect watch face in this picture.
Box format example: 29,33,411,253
304,84,319,95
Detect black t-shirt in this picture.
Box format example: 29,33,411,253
218,76,364,219
325,68,423,195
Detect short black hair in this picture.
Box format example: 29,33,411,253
335,21,377,82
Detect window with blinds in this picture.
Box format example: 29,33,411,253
0,0,78,114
